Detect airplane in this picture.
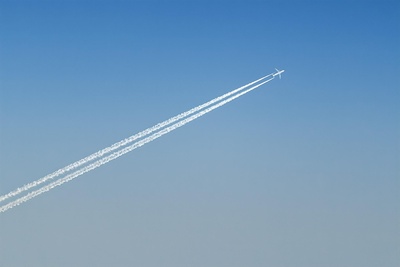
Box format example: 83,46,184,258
273,68,285,79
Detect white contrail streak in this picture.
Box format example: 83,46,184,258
0,74,273,203
0,76,275,213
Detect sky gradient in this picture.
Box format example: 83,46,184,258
1,1,399,266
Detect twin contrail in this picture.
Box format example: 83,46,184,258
0,70,283,213
0,74,272,203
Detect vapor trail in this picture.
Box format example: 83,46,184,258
0,76,275,213
0,74,273,203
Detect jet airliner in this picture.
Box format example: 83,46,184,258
273,68,285,79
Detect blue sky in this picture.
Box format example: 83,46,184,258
1,1,399,266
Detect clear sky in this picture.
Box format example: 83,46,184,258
0,0,399,266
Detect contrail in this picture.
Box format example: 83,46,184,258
0,76,276,213
0,74,273,203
